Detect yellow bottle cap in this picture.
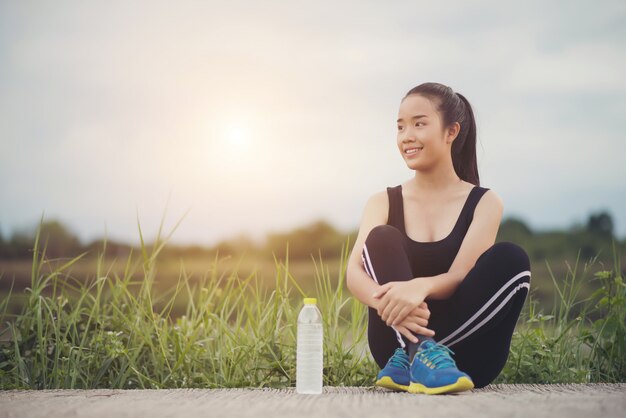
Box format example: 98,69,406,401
304,297,317,304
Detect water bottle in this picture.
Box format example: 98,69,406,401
296,297,323,394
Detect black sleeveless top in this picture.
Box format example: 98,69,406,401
386,184,490,277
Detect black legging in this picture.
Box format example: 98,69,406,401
362,225,531,388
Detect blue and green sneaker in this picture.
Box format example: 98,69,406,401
408,340,474,395
375,347,410,391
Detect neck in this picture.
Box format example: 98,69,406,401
411,159,462,192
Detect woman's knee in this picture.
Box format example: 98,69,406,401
365,224,405,247
483,241,531,273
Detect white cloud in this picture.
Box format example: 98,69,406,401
505,42,626,93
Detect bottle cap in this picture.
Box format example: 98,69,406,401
303,297,317,304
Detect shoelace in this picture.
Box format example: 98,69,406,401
387,348,410,369
415,340,456,369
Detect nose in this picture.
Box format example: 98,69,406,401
401,129,416,142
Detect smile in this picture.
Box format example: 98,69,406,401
405,147,424,155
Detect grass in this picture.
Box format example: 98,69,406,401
0,215,624,389
494,243,625,384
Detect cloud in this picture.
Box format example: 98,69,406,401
505,42,626,93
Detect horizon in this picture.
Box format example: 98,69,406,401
1,209,621,249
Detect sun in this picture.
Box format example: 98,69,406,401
226,124,249,148
217,122,256,169
194,111,267,175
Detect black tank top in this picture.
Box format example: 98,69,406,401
386,184,490,277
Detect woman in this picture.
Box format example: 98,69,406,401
346,82,531,394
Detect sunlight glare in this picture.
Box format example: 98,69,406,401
226,124,249,148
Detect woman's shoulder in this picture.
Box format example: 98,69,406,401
362,188,391,219
474,186,504,217
355,188,393,227
473,183,501,200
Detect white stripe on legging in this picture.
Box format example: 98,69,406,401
362,243,406,349
438,271,531,348
360,251,373,280
361,243,379,284
442,282,530,348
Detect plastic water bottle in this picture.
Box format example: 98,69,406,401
296,297,323,394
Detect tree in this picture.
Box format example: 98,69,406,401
213,233,259,257
264,219,344,260
28,220,83,259
496,217,533,245
586,211,614,237
3,230,32,259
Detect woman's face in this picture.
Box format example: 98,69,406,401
396,94,451,171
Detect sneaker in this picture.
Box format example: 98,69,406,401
408,340,474,395
375,347,410,391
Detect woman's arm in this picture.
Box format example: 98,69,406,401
345,191,388,310
348,191,436,340
417,189,504,300
378,189,503,325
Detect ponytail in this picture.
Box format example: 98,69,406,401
453,92,479,186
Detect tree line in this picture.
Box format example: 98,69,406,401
0,211,622,264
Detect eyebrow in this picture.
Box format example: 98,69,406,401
397,114,428,123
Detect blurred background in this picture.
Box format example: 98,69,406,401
1,0,625,316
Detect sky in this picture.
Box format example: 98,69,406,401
1,0,625,247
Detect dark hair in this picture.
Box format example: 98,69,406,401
402,82,479,186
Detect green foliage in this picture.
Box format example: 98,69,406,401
587,211,614,237
1,216,624,389
496,213,625,262
264,220,347,260
0,216,376,389
0,219,83,260
494,243,625,384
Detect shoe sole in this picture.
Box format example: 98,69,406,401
408,376,474,395
375,376,410,392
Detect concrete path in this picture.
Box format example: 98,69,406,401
1,384,624,418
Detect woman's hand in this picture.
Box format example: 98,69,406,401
373,279,432,328
392,303,435,343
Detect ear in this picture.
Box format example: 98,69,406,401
445,122,461,144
